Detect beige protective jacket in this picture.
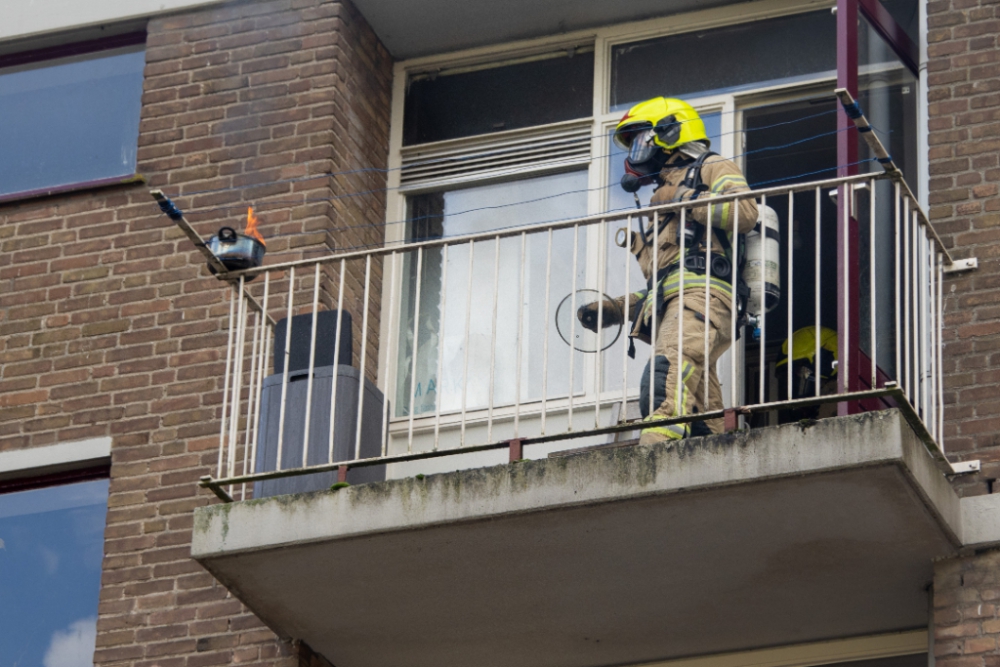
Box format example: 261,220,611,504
618,148,758,340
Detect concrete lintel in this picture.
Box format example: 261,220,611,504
193,409,959,559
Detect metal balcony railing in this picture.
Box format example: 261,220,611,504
195,171,952,502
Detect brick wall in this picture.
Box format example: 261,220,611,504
934,549,1000,667
928,0,1000,494
0,0,391,664
928,0,1000,663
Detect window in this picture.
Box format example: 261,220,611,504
395,170,589,417
610,11,835,111
0,35,145,198
0,477,109,666
404,49,594,145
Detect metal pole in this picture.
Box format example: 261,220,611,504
433,246,448,450
354,255,372,460
218,288,236,479
568,224,580,429
407,248,424,450
329,259,346,462
460,240,475,446
515,233,526,437
275,267,295,472
301,264,321,467
870,178,877,388
380,253,396,457
650,212,659,420
595,220,607,429
622,216,632,422
541,230,553,435
487,236,501,443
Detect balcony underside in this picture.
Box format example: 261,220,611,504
192,410,961,667
352,0,740,57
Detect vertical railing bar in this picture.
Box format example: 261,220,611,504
677,208,686,423
937,251,945,450
487,236,501,443
759,194,766,406
354,255,372,461
407,248,424,451
814,187,821,398
541,230,553,436
621,216,632,422
276,267,295,472
568,224,580,430
227,278,248,484
903,196,911,404
919,224,930,422
912,209,920,414
460,240,475,446
249,272,270,487
650,211,659,421
380,253,396,458
595,220,607,429
892,181,903,392
514,233,526,437
927,238,937,437
240,311,261,500
731,203,739,408
870,178,877,389
301,264,321,468
841,186,850,387
218,287,236,479
703,205,712,409
330,259,346,462
787,191,794,399
433,246,448,450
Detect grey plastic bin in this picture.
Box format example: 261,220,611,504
253,365,386,498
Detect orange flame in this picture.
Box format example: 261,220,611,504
244,207,265,246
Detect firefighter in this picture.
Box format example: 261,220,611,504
579,97,757,443
776,326,839,421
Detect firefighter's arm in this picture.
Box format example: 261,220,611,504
577,292,644,332
681,158,758,235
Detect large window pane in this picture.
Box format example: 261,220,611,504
0,45,145,197
396,170,589,417
404,51,594,145
0,478,109,666
610,11,835,111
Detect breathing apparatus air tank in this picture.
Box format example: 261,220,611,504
743,204,781,316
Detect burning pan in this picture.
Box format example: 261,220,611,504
207,226,266,275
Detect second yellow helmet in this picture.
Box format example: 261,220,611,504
614,97,709,152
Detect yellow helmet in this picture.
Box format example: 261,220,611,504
777,326,839,376
613,97,709,152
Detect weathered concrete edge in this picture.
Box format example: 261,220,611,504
897,417,964,546
961,494,1000,548
191,409,954,559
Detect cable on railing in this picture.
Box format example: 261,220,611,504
158,108,842,202
165,125,861,248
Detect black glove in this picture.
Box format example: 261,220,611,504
577,301,621,332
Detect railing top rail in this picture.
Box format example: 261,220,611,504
221,171,945,280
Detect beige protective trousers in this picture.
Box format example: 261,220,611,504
639,291,732,444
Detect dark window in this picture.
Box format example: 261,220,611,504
610,11,836,111
0,38,145,198
878,0,919,47
0,477,109,666
403,50,594,145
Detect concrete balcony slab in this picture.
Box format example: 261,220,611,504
192,409,961,667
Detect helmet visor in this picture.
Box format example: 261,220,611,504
627,128,661,168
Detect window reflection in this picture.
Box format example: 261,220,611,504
0,478,109,666
0,45,145,197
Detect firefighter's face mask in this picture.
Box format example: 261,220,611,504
620,128,668,193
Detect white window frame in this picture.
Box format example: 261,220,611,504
377,0,888,445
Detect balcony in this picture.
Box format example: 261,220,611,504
184,170,982,666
